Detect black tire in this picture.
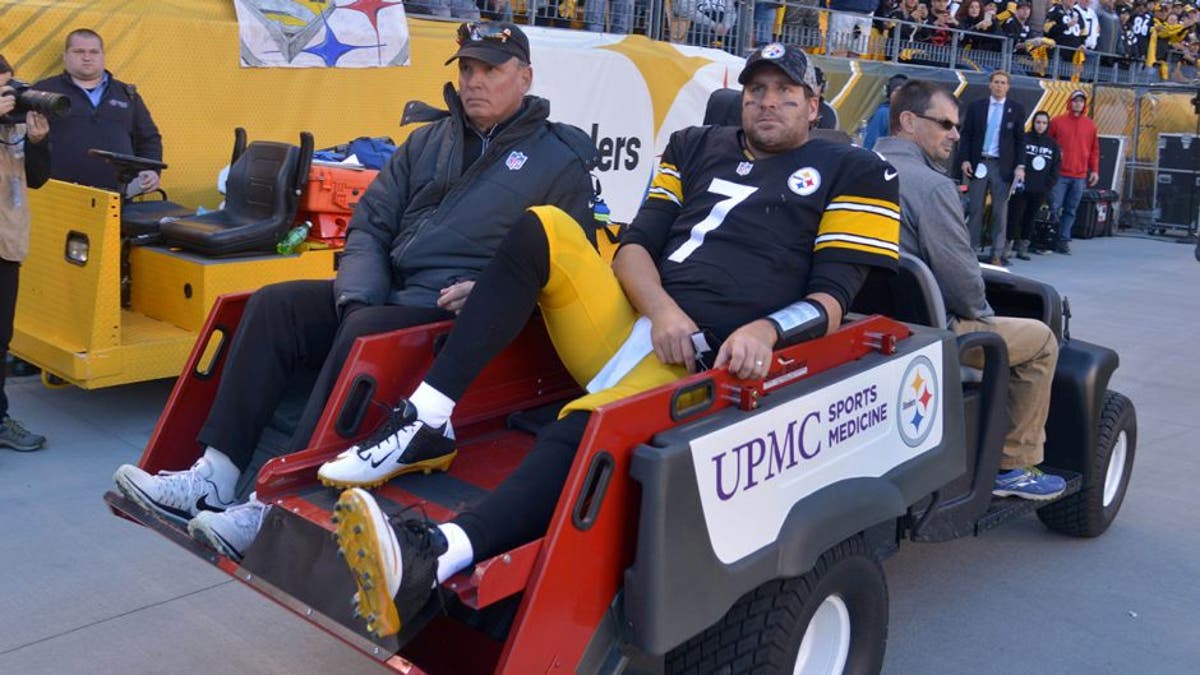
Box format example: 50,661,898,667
1037,390,1136,537
665,535,888,675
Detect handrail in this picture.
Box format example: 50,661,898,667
406,0,1171,86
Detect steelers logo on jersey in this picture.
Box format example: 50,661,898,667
788,167,822,196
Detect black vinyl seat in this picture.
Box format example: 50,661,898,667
120,195,195,237
160,130,313,256
851,252,948,329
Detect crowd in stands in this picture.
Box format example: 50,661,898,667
402,0,1200,80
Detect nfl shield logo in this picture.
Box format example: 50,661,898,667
736,161,753,176
506,151,528,171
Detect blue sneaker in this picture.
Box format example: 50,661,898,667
993,467,1067,501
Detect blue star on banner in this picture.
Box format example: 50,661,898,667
301,17,374,66
910,409,924,432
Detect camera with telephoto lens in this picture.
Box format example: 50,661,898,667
0,79,71,125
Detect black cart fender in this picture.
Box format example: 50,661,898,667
1043,338,1120,474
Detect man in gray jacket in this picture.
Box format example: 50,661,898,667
875,80,1065,501
112,22,598,557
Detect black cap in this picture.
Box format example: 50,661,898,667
738,43,819,92
445,22,531,67
1016,0,1032,6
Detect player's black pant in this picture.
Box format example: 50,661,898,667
413,212,590,560
454,411,590,560
197,280,451,472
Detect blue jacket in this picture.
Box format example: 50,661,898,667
863,104,889,150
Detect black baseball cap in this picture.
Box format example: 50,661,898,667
738,43,819,92
445,22,531,66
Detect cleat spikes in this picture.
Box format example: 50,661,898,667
353,524,363,534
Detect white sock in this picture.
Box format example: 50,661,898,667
435,523,475,584
409,381,455,428
202,447,241,501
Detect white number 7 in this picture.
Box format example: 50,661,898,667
666,178,758,263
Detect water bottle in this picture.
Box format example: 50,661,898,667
276,221,311,255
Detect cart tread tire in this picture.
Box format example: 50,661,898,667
1037,390,1136,537
665,535,888,675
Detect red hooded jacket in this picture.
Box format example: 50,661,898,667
1049,105,1099,179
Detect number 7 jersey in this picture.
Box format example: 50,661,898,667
622,125,900,341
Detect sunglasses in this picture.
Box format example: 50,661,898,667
456,22,513,45
914,112,961,132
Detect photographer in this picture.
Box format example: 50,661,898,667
34,29,162,196
0,55,49,452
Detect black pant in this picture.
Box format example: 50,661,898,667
424,212,550,400
0,260,19,420
453,411,589,560
1006,190,1048,242
197,279,452,472
416,212,579,559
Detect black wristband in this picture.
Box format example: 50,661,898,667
767,298,829,347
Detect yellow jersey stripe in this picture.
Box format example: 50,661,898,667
830,195,900,212
817,210,900,245
815,239,901,260
650,171,683,203
647,187,681,205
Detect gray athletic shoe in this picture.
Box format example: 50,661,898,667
0,416,46,452
188,494,269,560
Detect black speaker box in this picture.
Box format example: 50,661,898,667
1154,170,1200,228
1156,134,1200,173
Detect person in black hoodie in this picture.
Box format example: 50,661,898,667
1007,110,1060,259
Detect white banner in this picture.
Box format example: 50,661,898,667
527,31,745,223
235,0,411,68
688,343,945,564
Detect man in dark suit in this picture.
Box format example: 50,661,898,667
958,70,1026,264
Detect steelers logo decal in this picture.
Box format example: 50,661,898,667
762,43,786,59
788,167,821,196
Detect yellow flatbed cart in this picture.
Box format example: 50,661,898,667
12,181,337,389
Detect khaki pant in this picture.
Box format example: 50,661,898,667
951,316,1058,470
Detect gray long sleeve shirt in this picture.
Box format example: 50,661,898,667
873,136,994,322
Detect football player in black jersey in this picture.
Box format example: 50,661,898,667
320,43,902,642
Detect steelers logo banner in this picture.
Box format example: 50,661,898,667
235,0,411,68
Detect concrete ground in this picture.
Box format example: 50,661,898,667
0,234,1197,674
